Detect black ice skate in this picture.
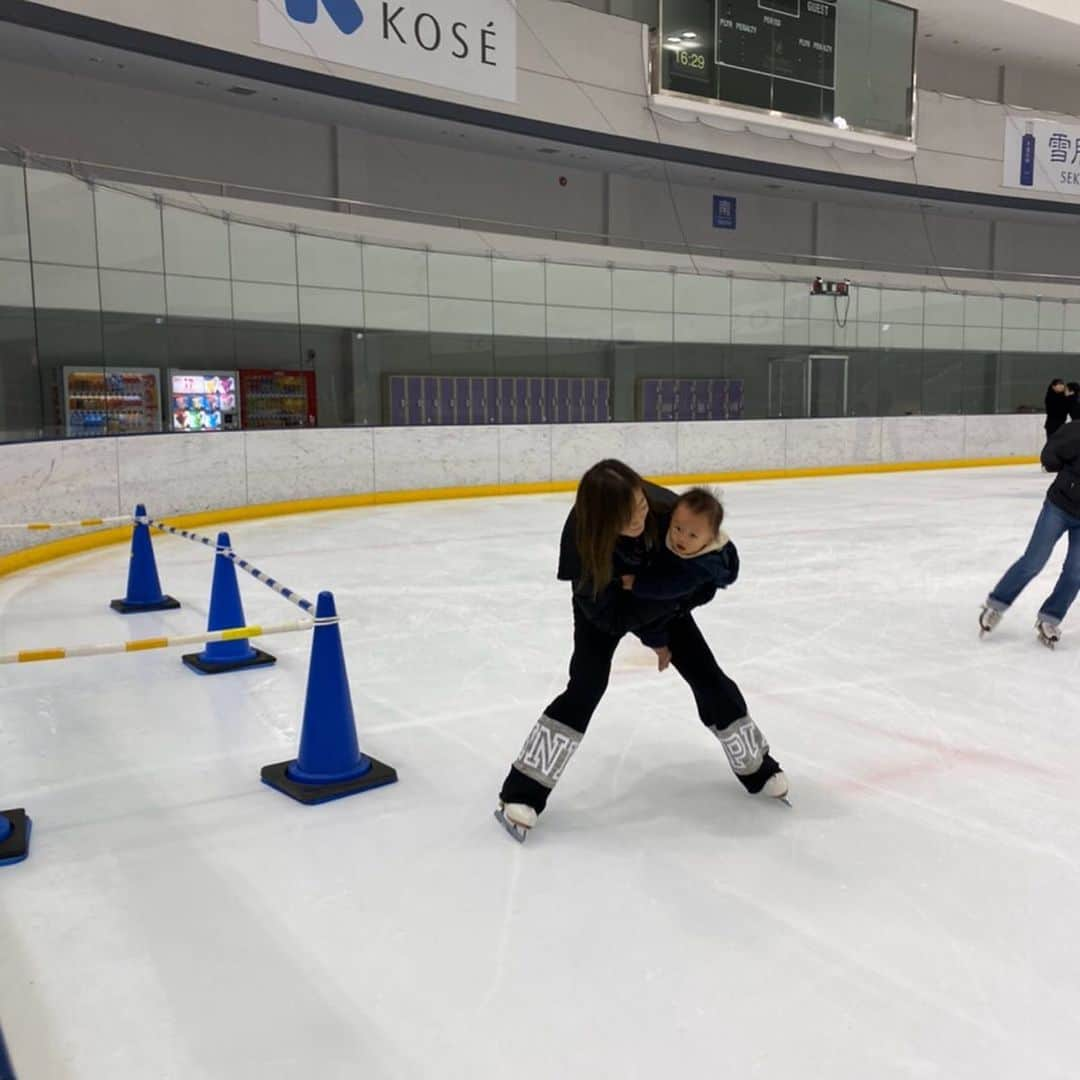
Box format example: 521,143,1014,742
494,802,537,843
1036,619,1062,650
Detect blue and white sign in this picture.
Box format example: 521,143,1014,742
258,0,517,102
1003,116,1080,196
712,195,737,230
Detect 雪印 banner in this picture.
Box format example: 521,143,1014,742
1003,115,1080,196
257,0,518,103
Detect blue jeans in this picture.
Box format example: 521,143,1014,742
989,500,1080,625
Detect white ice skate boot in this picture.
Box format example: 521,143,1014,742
494,802,537,843
979,604,1003,637
760,771,791,806
1036,619,1062,650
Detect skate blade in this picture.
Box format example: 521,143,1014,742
777,795,793,807
493,808,529,843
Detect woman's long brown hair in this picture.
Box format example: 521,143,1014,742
574,459,654,596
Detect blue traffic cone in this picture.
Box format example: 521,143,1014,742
261,591,397,805
110,504,180,614
182,532,276,675
0,1023,16,1080
0,808,30,868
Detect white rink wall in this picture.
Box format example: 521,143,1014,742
0,414,1046,555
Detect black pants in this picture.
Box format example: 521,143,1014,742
499,607,781,813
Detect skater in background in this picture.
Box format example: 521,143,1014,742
495,460,787,842
1068,382,1080,423
980,420,1080,649
1045,379,1071,439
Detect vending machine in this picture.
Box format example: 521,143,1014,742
169,371,240,432
64,367,163,437
238,370,318,429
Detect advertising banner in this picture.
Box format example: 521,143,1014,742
258,0,517,102
1003,115,1080,196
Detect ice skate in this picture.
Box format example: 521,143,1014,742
1036,619,1061,650
494,802,537,843
979,604,1002,637
760,771,791,807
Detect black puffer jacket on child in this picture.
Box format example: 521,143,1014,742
1042,422,1080,519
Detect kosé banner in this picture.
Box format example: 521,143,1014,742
1003,115,1080,196
257,0,517,102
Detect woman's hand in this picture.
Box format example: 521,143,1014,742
620,574,636,590
652,646,671,672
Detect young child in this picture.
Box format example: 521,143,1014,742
620,488,738,670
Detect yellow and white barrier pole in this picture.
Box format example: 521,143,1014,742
0,616,338,666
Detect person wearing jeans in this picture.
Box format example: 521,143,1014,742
981,421,1080,648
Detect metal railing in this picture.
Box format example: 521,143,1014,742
8,144,1080,290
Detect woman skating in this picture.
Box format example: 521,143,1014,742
495,460,787,842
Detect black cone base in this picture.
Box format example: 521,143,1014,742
260,756,398,805
182,647,276,676
110,595,181,614
0,809,31,867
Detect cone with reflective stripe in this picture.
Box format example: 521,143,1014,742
261,591,396,804
182,532,276,675
110,504,180,614
0,808,30,868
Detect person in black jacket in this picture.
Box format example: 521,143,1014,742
1045,379,1070,438
495,460,787,842
979,422,1080,648
1068,382,1080,422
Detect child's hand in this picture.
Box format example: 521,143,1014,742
652,646,671,672
621,574,635,590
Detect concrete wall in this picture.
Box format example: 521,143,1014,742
0,415,1046,555
6,0,1080,218
8,54,1080,276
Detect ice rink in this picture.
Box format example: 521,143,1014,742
1,464,1077,1080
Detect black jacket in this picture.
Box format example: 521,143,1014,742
1042,422,1080,518
1045,387,1071,432
630,540,740,601
557,481,717,643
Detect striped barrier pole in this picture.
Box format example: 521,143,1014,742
0,616,337,666
0,515,131,531
135,517,315,615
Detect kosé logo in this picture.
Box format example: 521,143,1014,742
259,0,517,103
285,0,364,35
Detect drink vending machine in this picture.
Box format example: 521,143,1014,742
238,370,318,428
64,368,163,436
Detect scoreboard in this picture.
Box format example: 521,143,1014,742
715,0,837,91
662,0,841,122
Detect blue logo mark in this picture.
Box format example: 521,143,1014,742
285,0,364,35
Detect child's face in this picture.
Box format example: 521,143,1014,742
668,504,715,556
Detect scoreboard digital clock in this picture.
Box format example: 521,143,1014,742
715,0,837,91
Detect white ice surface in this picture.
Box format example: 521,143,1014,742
0,467,1077,1080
